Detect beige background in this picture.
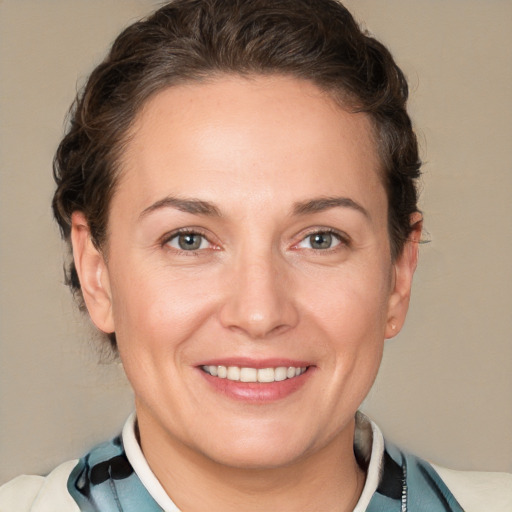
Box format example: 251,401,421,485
0,0,511,484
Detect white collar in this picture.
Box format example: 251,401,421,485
122,413,181,512
122,412,384,512
353,411,385,512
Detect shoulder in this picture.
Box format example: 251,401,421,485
369,432,512,512
0,459,79,512
432,463,512,512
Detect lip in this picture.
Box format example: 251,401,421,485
196,358,315,403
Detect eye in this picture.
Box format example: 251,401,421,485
297,230,343,250
165,231,211,251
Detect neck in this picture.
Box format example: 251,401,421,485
137,409,366,512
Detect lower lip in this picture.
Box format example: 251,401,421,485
198,368,313,403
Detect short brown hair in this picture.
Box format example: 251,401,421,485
53,0,421,346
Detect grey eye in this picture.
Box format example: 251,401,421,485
309,232,333,249
297,231,341,250
167,233,209,251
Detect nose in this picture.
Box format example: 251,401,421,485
219,251,299,339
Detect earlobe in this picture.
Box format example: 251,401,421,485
385,213,423,339
71,212,115,334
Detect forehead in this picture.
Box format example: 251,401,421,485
115,75,385,219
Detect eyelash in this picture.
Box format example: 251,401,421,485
161,228,216,255
161,227,349,256
292,228,350,252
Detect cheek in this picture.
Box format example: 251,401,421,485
109,265,219,356
299,260,390,393
299,261,391,342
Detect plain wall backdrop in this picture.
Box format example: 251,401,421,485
1,0,511,484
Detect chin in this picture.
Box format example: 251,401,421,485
193,421,319,470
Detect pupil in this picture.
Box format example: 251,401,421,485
179,234,201,250
311,233,331,249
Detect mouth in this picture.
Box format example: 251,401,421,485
201,365,308,383
198,360,313,402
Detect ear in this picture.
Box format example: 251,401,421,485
71,211,115,334
385,213,423,339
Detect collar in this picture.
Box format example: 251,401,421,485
122,411,385,512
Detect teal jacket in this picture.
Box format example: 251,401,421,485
67,434,463,511
2,414,511,511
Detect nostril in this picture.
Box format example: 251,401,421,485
218,267,299,338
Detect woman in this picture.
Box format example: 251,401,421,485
1,0,510,510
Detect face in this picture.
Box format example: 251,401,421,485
73,75,417,469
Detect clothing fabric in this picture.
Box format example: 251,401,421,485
1,413,511,511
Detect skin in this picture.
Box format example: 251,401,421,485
72,75,421,511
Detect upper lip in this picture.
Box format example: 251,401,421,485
196,357,313,369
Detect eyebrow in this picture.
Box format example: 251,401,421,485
139,195,368,220
292,196,369,218
139,196,222,219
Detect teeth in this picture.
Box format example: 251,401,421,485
274,367,288,381
240,367,257,382
257,367,275,383
203,365,307,383
227,366,240,381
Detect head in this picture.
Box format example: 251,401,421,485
52,0,422,470
53,0,421,347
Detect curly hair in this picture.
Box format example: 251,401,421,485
52,0,421,347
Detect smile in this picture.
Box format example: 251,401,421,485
201,365,308,383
